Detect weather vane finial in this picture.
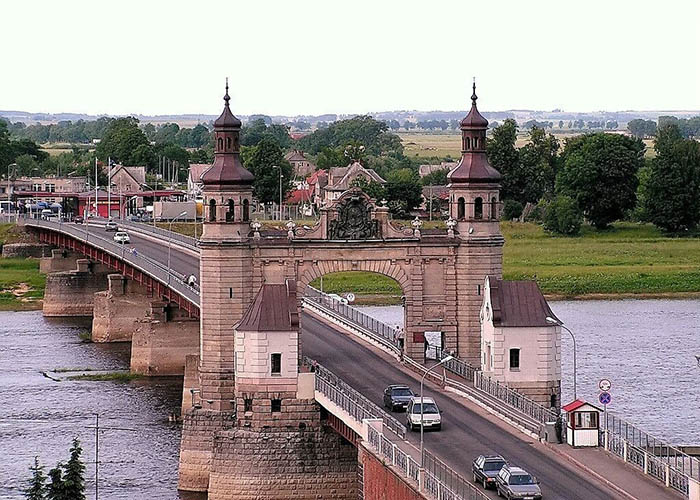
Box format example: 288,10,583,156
224,77,230,105
471,77,478,105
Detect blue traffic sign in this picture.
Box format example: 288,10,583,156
599,391,612,405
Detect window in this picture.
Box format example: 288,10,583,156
574,411,598,429
270,353,281,375
32,183,41,192
464,137,470,150
474,197,483,219
217,137,223,150
226,137,231,149
226,199,234,222
244,398,253,413
271,399,282,412
208,199,216,222
457,197,465,220
242,199,249,222
491,197,498,220
509,348,520,370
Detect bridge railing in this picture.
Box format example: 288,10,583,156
26,218,200,305
115,220,198,251
601,412,697,496
309,357,487,500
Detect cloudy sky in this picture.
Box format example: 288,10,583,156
2,0,699,116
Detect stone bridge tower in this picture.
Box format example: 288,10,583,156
448,81,504,362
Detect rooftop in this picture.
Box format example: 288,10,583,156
488,276,559,327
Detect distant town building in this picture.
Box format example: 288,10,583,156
418,162,456,178
188,163,210,200
108,165,146,193
480,275,561,408
420,185,449,213
324,162,385,205
284,150,316,179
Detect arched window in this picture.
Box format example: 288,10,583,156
208,199,216,222
491,197,498,220
457,197,465,220
226,137,231,150
217,137,223,150
473,137,479,149
226,199,234,222
474,197,483,219
242,199,249,222
464,137,470,150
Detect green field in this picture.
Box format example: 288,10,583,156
0,224,47,310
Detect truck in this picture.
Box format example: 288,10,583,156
153,201,197,221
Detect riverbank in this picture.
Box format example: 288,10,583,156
0,224,45,310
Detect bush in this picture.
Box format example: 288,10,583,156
501,200,524,221
543,195,582,235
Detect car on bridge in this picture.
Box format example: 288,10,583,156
495,464,542,500
472,454,507,490
113,231,130,244
406,397,441,431
105,221,119,231
74,216,84,224
383,385,414,411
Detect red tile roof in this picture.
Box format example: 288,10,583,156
286,188,312,204
562,399,586,412
236,281,298,332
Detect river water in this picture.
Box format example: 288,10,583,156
361,299,700,446
0,311,205,500
1,300,698,498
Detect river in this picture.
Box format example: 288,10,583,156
361,299,700,446
0,311,205,500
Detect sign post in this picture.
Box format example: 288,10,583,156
598,379,612,444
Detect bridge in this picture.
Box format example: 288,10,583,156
25,216,697,500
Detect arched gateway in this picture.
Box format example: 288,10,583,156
178,81,504,493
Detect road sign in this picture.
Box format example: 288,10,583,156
598,379,612,392
346,293,355,303
599,391,611,405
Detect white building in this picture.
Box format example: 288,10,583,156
480,275,561,408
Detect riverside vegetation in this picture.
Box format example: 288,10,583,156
0,224,45,310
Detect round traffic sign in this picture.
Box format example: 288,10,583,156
599,391,612,405
599,379,612,392
346,293,356,303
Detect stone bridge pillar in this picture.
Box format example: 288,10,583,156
39,249,79,274
43,259,110,317
92,274,151,342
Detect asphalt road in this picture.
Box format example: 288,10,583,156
302,312,617,500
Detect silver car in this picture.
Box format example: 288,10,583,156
495,465,541,500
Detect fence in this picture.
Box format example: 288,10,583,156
601,412,698,496
310,357,487,500
116,220,198,251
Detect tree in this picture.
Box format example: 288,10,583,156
542,195,583,235
297,115,403,157
384,168,422,217
627,119,656,139
315,147,345,169
517,127,560,200
643,125,700,232
350,176,386,201
46,464,66,500
486,119,520,200
243,137,293,205
62,438,86,500
557,133,644,228
96,117,150,165
24,456,47,500
420,168,449,186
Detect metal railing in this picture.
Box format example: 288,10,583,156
25,218,200,305
601,413,697,495
116,219,198,251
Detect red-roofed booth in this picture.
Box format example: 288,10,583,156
563,399,602,447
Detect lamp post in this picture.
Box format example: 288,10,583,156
273,165,283,221
419,354,453,466
140,183,158,227
6,163,17,221
547,316,577,401
167,211,188,284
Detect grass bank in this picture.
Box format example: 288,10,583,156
0,224,46,310
66,372,142,382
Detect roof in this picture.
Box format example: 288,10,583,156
326,162,386,191
306,169,327,186
488,276,559,327
189,164,210,183
562,399,602,413
460,82,489,129
109,165,146,187
213,84,242,128
236,281,299,332
285,149,307,162
447,154,501,183
286,188,312,204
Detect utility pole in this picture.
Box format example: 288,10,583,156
94,157,98,217
95,413,99,500
107,157,111,220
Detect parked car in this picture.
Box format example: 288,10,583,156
495,465,541,500
113,231,130,244
105,221,118,232
40,209,54,220
472,454,506,490
74,216,84,224
383,385,414,411
406,397,441,431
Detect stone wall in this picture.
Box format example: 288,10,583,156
92,275,152,342
39,249,78,273
359,444,423,500
2,242,52,258
181,354,200,416
43,260,109,317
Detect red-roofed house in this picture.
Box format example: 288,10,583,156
562,400,602,447
480,275,561,408
284,150,316,179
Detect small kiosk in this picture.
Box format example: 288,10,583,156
562,399,602,447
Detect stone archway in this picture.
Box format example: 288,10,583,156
298,259,411,297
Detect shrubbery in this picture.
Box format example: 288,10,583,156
501,200,523,221
543,195,582,235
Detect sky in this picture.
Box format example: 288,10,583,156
2,0,699,116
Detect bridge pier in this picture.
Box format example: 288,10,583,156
43,259,110,317
130,301,199,376
39,249,79,273
92,274,151,342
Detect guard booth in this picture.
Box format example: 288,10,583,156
562,399,602,447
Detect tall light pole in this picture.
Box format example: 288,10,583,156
167,211,188,284
547,316,577,401
6,163,17,220
273,165,283,221
419,354,453,466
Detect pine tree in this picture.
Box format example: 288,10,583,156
24,456,46,500
46,464,65,500
63,438,86,500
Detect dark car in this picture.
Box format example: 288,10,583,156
74,216,84,224
495,465,542,500
383,385,414,411
472,454,506,490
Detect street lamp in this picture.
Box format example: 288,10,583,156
547,316,577,401
167,211,188,284
272,165,283,221
140,183,158,227
419,354,453,466
5,163,17,221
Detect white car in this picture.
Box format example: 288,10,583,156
406,397,442,431
113,231,130,244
